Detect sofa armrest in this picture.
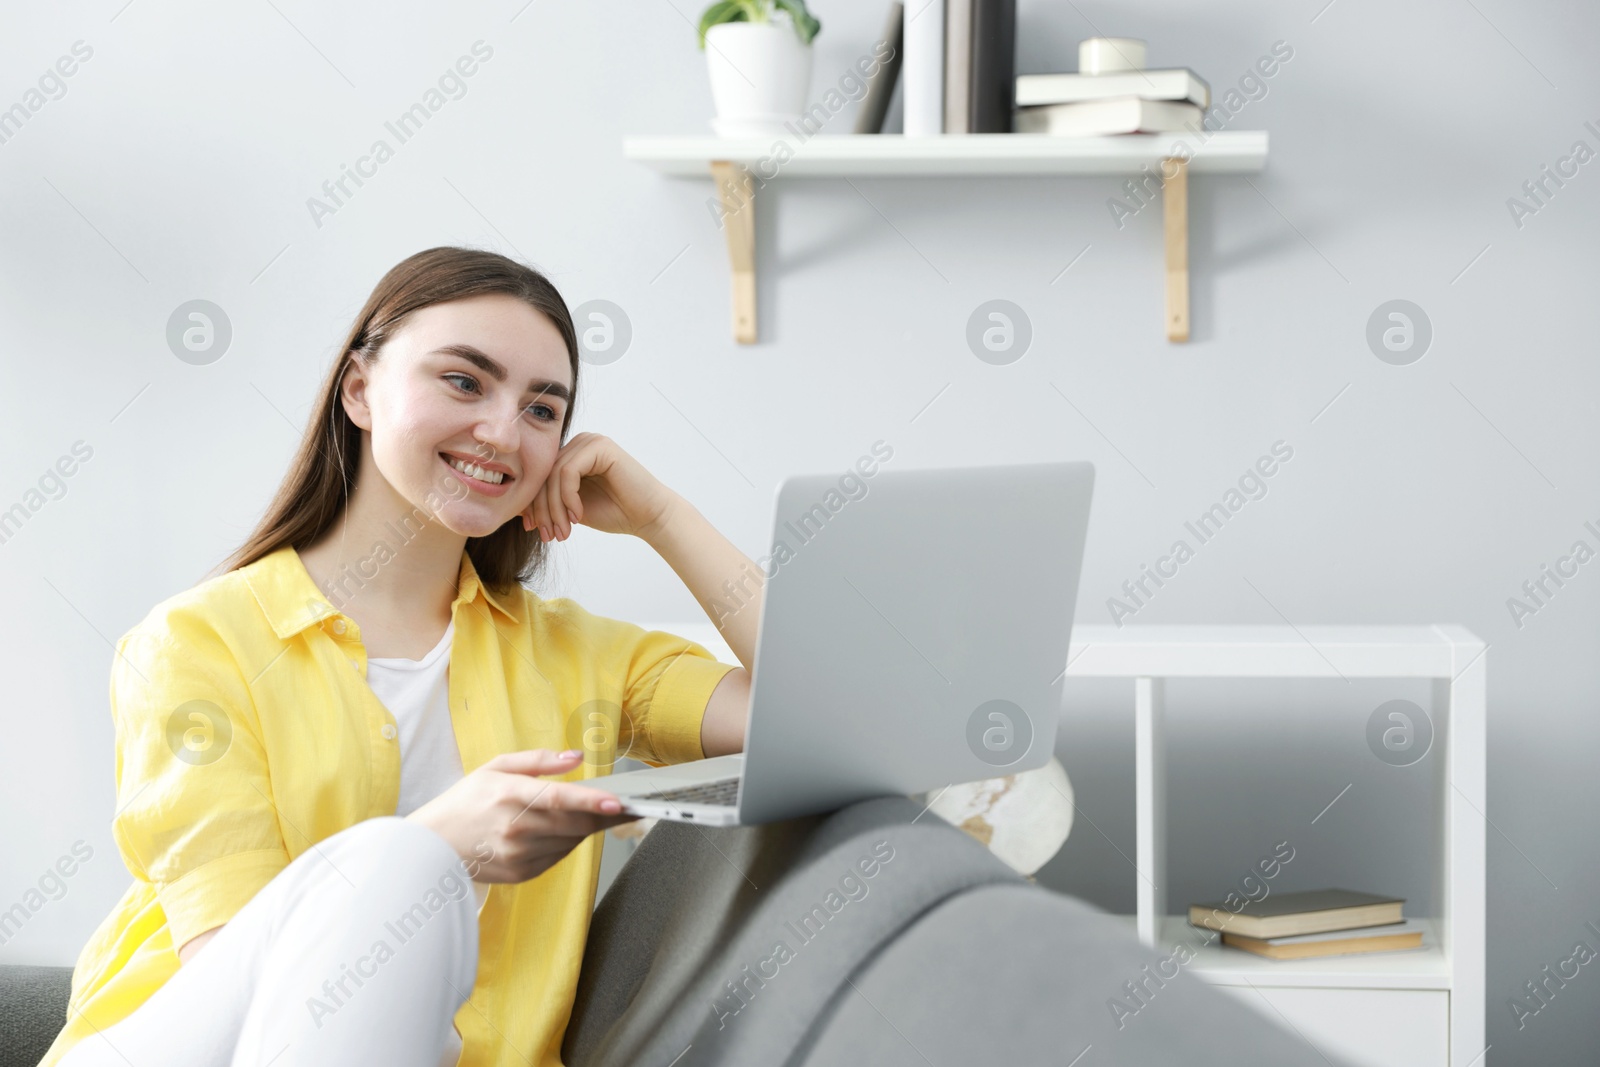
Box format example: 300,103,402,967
0,965,72,1067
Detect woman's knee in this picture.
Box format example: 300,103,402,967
331,817,479,958
334,818,470,895
345,814,457,862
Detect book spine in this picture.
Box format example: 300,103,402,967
853,2,905,135
902,0,945,136
968,0,1015,132
943,0,972,133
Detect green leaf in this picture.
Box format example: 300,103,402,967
773,0,821,43
697,0,747,49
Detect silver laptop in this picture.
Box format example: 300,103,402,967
600,460,1095,826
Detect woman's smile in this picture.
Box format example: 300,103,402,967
440,451,514,497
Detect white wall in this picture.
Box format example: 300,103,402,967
1,0,1595,1061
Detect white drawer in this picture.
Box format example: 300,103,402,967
1213,985,1449,1067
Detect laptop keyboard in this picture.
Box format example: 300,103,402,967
633,777,740,807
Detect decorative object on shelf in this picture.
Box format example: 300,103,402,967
1077,35,1146,75
916,755,1075,880
609,815,659,842
698,0,822,137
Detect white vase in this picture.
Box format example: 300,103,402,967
704,22,812,138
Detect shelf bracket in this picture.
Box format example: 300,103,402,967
711,160,758,344
1163,156,1189,342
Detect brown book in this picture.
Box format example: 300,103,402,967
1223,919,1425,960
1188,888,1404,940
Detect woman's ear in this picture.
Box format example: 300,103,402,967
339,356,374,431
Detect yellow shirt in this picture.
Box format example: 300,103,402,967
39,544,738,1067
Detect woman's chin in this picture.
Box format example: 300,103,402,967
432,507,520,540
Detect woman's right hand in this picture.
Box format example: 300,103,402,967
405,749,639,884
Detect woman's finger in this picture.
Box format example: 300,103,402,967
512,777,623,816
560,462,584,532
544,462,570,539
486,748,581,777
534,484,556,541
558,447,588,537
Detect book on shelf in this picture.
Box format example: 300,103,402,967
1222,918,1427,960
1015,68,1210,110
854,2,905,135
943,0,971,133
1013,97,1200,136
966,0,1015,132
1188,888,1406,940
902,0,944,135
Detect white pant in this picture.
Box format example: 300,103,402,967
61,816,480,1067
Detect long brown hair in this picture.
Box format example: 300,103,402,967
220,246,580,592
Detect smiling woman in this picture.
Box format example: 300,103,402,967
228,249,577,594
42,247,760,1067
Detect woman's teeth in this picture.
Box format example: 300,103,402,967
445,456,505,484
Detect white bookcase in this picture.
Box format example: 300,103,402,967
636,621,1486,1067
1064,624,1486,1067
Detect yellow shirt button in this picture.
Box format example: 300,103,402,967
348,657,360,669
332,619,347,634
381,723,397,740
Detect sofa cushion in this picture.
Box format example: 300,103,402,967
0,965,71,1067
563,795,1023,1066
789,883,1350,1066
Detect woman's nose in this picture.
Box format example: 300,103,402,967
473,407,521,459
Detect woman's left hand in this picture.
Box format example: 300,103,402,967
521,433,678,542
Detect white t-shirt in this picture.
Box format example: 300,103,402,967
363,618,488,1067
366,620,465,819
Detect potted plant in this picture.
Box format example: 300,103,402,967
697,0,821,137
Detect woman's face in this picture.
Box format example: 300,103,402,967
342,292,572,539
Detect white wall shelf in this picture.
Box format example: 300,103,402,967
623,132,1268,344
643,620,1484,1067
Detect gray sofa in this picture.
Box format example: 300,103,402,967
2,796,1346,1066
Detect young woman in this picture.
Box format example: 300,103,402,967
43,247,762,1067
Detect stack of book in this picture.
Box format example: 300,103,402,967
1188,888,1425,960
1013,42,1210,137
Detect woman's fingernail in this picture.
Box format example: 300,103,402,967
560,749,581,759
602,799,622,813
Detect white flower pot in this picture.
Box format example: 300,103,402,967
704,22,812,138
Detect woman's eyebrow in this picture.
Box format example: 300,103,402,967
433,343,571,403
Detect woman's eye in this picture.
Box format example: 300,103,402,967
525,404,558,422
444,373,480,395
